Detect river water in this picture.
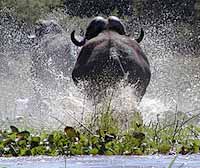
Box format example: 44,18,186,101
0,155,200,168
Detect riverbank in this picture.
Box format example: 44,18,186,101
1,110,200,157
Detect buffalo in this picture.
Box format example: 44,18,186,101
71,16,151,101
30,19,75,84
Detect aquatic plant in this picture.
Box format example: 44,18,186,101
0,109,200,157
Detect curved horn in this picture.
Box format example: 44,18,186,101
71,30,86,46
136,28,144,43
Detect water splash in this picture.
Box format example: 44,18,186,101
0,10,199,130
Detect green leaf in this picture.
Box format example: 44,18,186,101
8,144,18,156
132,131,145,141
158,143,171,154
89,148,99,155
20,148,31,156
10,126,19,133
31,136,41,143
17,131,30,139
47,134,54,144
64,126,79,140
17,140,27,147
104,134,116,142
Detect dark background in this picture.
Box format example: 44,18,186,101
0,0,199,55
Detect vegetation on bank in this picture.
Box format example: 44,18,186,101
0,0,64,24
0,109,200,157
0,0,199,25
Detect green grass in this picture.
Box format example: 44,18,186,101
0,0,64,24
0,107,200,157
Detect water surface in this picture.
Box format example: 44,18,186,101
0,155,200,168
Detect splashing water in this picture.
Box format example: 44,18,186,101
140,22,200,122
0,10,199,130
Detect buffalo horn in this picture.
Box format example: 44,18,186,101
136,28,144,43
71,30,86,46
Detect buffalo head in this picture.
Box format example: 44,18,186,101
71,16,107,46
71,16,150,101
107,16,144,43
30,19,75,86
71,16,144,47
107,16,126,35
34,19,63,38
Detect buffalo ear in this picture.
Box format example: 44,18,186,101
71,30,86,46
